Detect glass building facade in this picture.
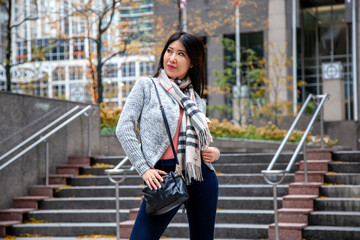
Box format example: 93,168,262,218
299,1,355,119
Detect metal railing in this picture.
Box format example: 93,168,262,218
104,156,135,240
261,93,329,240
0,105,93,186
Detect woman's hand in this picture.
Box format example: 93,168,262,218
142,168,167,191
201,147,220,163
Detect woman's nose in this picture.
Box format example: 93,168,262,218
169,54,176,62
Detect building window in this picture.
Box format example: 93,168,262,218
122,62,136,77
122,80,135,101
69,66,83,80
16,41,28,63
52,84,66,99
104,81,118,99
140,62,153,76
52,67,66,81
73,38,85,59
104,64,118,78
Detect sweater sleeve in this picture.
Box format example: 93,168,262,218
115,78,150,176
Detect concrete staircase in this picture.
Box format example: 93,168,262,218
302,150,360,240
268,149,360,240
0,153,297,239
0,150,359,239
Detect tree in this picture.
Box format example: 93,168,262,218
69,0,122,104
57,0,150,104
213,38,306,126
0,0,39,92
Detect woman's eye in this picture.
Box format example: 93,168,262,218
179,52,185,56
167,49,172,54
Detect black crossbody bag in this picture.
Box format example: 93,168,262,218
142,78,189,216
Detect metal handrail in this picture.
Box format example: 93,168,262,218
0,106,80,163
261,93,329,240
0,106,61,147
0,105,93,186
104,155,135,240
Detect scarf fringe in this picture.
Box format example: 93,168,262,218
184,162,203,184
197,128,213,150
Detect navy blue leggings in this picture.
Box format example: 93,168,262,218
129,159,219,240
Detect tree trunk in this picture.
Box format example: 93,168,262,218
5,0,12,92
96,28,103,104
177,0,182,31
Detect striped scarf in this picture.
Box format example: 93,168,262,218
158,69,213,183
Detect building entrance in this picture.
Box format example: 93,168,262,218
300,1,354,119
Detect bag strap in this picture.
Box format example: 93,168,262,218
150,78,179,165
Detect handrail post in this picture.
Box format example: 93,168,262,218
272,183,279,240
320,104,325,149
84,112,92,156
263,172,285,240
44,139,49,186
106,171,129,240
115,181,120,240
303,143,308,183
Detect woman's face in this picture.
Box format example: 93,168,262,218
163,40,192,80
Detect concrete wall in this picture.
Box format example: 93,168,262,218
0,92,100,209
100,135,125,156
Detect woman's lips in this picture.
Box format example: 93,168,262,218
167,64,176,70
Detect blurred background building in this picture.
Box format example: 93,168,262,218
0,0,154,107
153,0,359,122
0,0,359,122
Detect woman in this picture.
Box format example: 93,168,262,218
116,31,220,240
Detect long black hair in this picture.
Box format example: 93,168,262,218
153,31,206,97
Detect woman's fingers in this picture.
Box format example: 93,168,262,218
201,147,220,162
142,169,167,190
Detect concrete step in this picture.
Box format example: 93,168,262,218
8,222,118,236
28,185,62,197
314,197,360,211
25,209,275,225
13,196,50,209
302,225,360,240
214,163,298,174
48,174,75,185
68,173,295,186
25,209,131,223
325,173,360,185
39,197,142,210
38,196,281,211
216,153,302,164
93,153,302,165
68,175,142,186
8,238,242,240
308,211,360,227
320,185,360,198
0,208,35,221
328,162,360,173
219,184,288,197
53,184,289,198
218,196,282,210
8,222,269,239
6,238,241,240
0,221,21,237
53,185,144,198
163,223,269,239
80,162,297,175
332,151,360,162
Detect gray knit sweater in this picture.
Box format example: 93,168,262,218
115,77,215,176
